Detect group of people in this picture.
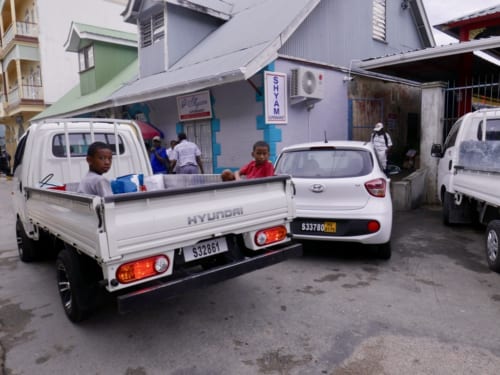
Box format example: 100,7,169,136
149,132,205,175
78,133,274,197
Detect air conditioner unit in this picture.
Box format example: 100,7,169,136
290,67,325,100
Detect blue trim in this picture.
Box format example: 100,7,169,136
347,99,353,140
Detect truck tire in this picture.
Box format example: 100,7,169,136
56,248,95,322
16,218,38,262
485,221,500,273
442,192,452,226
376,241,392,260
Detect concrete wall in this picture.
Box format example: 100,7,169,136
392,168,428,211
420,82,447,204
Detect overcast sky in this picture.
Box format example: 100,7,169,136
422,0,500,45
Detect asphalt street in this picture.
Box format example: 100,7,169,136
1,176,500,375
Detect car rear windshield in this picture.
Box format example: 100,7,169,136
52,132,125,157
275,148,373,178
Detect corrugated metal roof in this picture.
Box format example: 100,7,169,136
111,0,320,106
64,22,137,52
439,5,500,25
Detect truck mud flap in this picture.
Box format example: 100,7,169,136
116,243,302,314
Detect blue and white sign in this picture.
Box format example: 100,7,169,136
264,71,288,124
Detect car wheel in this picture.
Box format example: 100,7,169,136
376,241,392,260
56,248,95,323
16,218,38,262
486,221,500,273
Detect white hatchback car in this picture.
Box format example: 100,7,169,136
274,140,393,259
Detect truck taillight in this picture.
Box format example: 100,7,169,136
365,178,386,197
116,255,170,284
254,225,288,246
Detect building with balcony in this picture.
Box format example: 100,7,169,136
0,0,135,157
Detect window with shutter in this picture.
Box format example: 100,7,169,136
140,11,164,48
372,0,386,42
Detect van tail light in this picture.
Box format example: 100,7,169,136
365,178,386,197
116,255,170,284
254,225,288,246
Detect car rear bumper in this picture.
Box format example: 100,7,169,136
116,242,302,314
291,213,392,244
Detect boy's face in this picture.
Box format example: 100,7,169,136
88,148,112,175
252,146,270,165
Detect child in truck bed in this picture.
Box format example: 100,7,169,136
77,141,113,196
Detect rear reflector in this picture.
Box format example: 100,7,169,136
367,220,380,233
365,178,386,197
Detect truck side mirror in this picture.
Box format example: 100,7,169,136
431,144,443,158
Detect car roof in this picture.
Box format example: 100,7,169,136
279,140,373,153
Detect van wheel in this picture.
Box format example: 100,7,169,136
56,249,95,322
16,219,38,262
485,221,500,273
442,192,452,226
376,241,392,260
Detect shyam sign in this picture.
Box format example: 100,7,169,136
177,90,212,121
264,71,288,124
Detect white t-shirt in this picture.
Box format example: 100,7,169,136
372,132,393,153
172,140,201,167
77,171,113,196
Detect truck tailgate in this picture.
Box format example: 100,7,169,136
103,176,295,260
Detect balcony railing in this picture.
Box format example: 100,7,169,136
2,21,39,47
7,84,43,105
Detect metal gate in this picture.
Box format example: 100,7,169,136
443,74,500,140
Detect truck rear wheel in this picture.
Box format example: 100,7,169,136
16,218,38,262
442,192,452,226
56,248,95,322
486,221,500,273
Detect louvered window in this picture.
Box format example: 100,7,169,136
78,45,94,72
372,0,386,42
140,11,164,48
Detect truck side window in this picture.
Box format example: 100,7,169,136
486,119,500,141
13,132,28,173
52,133,125,157
443,119,462,152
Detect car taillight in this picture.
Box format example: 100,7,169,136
254,225,288,246
365,178,386,197
116,255,170,284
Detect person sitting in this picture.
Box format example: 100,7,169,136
77,142,113,196
235,141,275,180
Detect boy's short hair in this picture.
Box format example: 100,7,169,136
87,141,112,157
253,140,270,151
178,132,187,141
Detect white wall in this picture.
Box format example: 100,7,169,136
37,0,136,104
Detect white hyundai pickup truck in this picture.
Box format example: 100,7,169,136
11,118,301,322
431,108,500,272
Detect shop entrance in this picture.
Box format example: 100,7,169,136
183,120,213,174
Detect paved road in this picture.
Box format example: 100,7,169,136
1,176,500,375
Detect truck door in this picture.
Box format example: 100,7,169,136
438,119,462,198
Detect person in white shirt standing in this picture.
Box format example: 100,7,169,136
170,132,204,174
371,122,393,172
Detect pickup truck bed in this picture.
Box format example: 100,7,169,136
23,176,302,317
